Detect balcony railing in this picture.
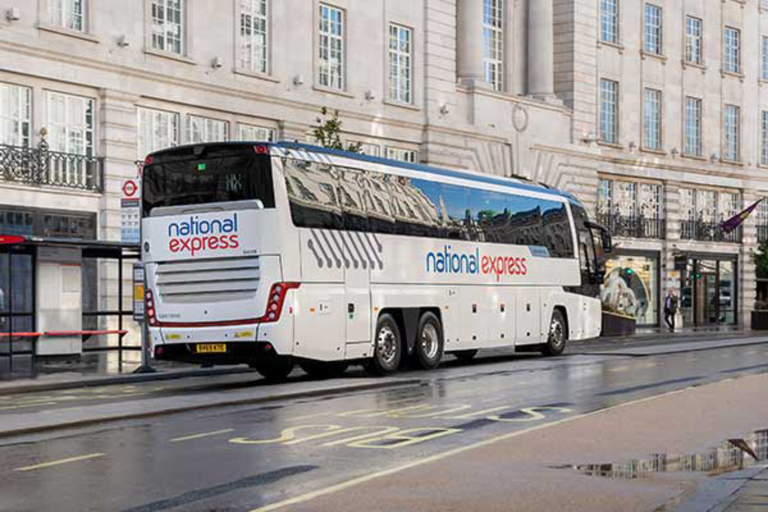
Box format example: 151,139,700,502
0,141,103,192
681,219,742,243
596,213,666,239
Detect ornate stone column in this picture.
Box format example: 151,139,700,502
456,0,485,86
527,0,556,101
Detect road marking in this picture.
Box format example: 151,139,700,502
249,387,696,512
170,429,235,443
0,401,58,411
15,453,105,472
608,366,629,373
286,412,331,422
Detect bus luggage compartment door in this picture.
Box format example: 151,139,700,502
344,248,372,346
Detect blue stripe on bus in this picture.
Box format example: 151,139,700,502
273,142,582,205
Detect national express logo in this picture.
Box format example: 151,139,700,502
426,246,528,281
167,214,240,256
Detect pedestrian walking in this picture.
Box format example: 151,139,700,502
664,289,678,331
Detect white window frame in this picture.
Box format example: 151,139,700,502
0,83,32,148
239,0,269,74
643,88,662,151
482,0,504,91
685,16,702,65
151,0,185,55
763,37,768,81
724,27,741,74
53,0,85,32
761,111,768,166
45,91,96,186
388,24,413,104
600,79,618,144
644,4,662,55
684,96,702,158
317,4,345,90
237,123,275,142
137,107,180,159
385,146,417,163
187,115,228,144
723,104,740,162
601,0,619,44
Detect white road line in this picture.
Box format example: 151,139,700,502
15,453,105,472
250,386,699,512
170,429,235,443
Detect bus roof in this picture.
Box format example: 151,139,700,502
273,142,581,205
147,141,582,206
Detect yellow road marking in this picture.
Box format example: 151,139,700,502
15,453,105,472
250,387,697,512
608,366,629,373
286,412,331,422
171,429,235,443
0,401,58,411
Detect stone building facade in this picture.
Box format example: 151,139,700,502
0,0,765,336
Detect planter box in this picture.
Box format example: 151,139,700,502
601,311,637,337
751,310,768,330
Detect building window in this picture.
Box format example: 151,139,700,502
53,0,85,32
151,0,184,55
724,104,740,162
389,24,413,104
318,4,345,90
0,84,32,147
600,79,618,144
237,124,274,141
46,92,95,185
644,88,662,151
240,0,269,74
385,147,417,163
644,4,662,55
762,111,768,166
601,0,618,44
762,37,768,81
482,0,504,91
354,142,381,157
684,97,702,157
187,115,228,144
685,16,702,65
138,108,179,159
724,27,741,74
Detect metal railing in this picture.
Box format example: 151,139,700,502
0,140,104,192
758,225,768,243
596,213,666,239
681,219,742,243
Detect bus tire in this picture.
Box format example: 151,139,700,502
541,309,568,357
252,357,294,382
453,349,478,362
365,313,402,376
299,361,348,380
412,312,444,370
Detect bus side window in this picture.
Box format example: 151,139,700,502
578,230,593,274
337,167,370,232
284,158,343,229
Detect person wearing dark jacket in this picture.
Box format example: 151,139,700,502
664,289,679,331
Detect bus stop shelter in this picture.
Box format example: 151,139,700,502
0,234,140,375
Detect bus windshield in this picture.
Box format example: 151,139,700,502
142,145,275,216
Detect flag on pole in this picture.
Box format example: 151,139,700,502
720,198,764,233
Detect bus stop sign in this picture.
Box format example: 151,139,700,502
133,263,145,321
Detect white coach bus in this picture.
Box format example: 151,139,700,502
141,142,612,380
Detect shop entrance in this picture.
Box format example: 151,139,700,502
681,257,737,326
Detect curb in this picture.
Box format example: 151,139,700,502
574,338,768,358
0,367,258,396
0,378,422,439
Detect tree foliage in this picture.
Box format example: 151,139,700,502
754,239,768,279
312,107,362,153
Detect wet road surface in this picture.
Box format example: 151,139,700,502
1,342,768,511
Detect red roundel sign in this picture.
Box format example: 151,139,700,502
123,180,138,198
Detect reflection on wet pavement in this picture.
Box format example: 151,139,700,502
563,429,768,479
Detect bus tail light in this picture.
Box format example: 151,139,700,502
260,282,300,324
146,290,158,327
254,145,270,155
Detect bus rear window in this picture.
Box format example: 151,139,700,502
142,147,275,216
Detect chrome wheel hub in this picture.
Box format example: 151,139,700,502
377,326,398,365
549,317,565,348
421,323,439,360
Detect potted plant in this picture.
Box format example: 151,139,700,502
601,303,637,337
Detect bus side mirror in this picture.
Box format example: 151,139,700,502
601,230,613,254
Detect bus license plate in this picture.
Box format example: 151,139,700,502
195,343,227,354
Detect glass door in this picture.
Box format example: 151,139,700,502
0,247,35,360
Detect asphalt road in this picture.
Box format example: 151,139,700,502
1,340,768,512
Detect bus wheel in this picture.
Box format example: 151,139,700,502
412,312,444,370
541,309,568,357
365,313,402,376
299,361,348,380
453,349,478,362
252,357,294,382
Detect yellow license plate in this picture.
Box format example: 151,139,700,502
195,343,227,354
